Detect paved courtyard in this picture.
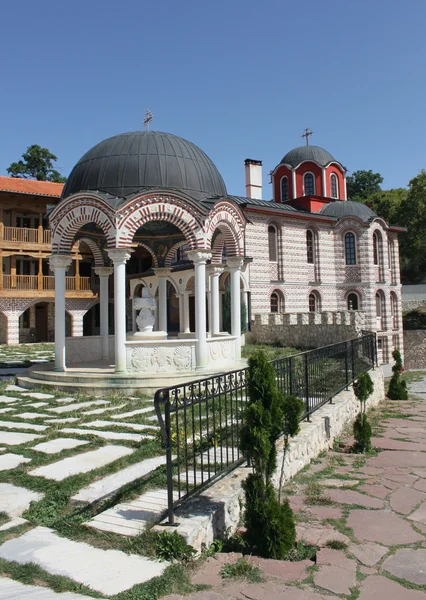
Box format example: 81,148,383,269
0,372,424,598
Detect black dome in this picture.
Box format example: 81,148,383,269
281,145,339,168
320,200,377,221
62,131,227,202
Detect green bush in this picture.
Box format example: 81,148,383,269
387,349,408,400
353,372,374,452
220,557,263,583
154,531,196,562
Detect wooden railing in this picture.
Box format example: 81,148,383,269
2,226,51,244
2,275,92,292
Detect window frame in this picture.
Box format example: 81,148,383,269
270,292,279,313
306,229,315,264
308,291,321,312
280,176,289,201
347,292,359,311
303,172,316,196
268,224,278,262
330,173,339,199
344,231,357,265
373,231,379,266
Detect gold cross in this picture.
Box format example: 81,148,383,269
301,128,313,146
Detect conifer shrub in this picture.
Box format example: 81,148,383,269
353,372,374,452
240,350,302,559
387,349,408,400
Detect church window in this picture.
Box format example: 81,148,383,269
345,232,356,265
306,230,314,263
268,225,277,261
347,292,359,310
330,173,338,199
373,232,379,265
304,172,315,195
280,176,289,201
309,291,321,312
270,293,279,313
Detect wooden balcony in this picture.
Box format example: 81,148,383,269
1,275,93,293
1,226,51,245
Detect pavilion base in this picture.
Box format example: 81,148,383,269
17,360,248,397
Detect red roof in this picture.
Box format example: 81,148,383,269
0,176,63,198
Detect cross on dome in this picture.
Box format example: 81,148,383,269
301,128,313,146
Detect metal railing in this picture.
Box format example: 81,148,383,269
154,332,377,524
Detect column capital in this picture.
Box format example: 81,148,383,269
106,248,132,264
226,256,244,271
94,266,114,277
187,250,212,265
206,264,224,276
153,267,172,277
49,254,72,271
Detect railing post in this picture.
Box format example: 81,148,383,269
164,393,174,525
304,354,310,421
289,356,294,396
345,340,349,390
351,339,355,381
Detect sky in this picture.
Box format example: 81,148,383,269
0,0,425,197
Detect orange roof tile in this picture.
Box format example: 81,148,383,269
0,176,63,198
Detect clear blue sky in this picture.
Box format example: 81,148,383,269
1,0,425,197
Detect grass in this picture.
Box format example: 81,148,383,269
325,540,347,550
0,342,55,364
241,343,299,361
220,558,263,583
304,482,333,506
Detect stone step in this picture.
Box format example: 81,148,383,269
86,488,178,536
72,454,172,503
0,577,101,599
29,446,133,481
0,526,167,595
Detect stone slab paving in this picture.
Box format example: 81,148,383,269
55,397,77,403
0,516,27,531
382,549,426,585
0,483,43,517
5,384,27,392
47,400,110,414
83,403,127,415
0,526,167,595
87,488,179,535
61,427,146,442
17,411,50,419
113,406,155,419
81,419,160,432
46,417,79,423
21,392,54,399
358,575,426,599
389,486,426,513
0,577,102,599
1,431,42,445
0,453,31,470
23,401,49,408
0,408,14,414
0,395,19,403
314,548,357,596
72,454,170,503
0,420,47,431
29,445,133,481
32,438,89,454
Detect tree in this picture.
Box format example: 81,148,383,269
353,372,374,452
387,349,408,400
363,188,408,225
7,145,66,182
397,170,426,282
346,170,383,202
222,286,248,334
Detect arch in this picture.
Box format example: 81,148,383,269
77,237,104,267
136,242,159,268
280,176,289,201
270,288,285,313
50,195,116,255
344,231,357,265
308,290,321,312
268,224,278,262
347,291,360,310
330,173,339,199
165,240,188,267
306,229,315,264
204,201,245,256
375,289,386,331
118,194,204,249
209,222,238,261
211,232,226,263
390,291,398,329
373,231,380,265
303,172,315,195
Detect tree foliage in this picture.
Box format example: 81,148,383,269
347,169,383,202
353,372,374,452
222,286,248,334
387,349,408,400
7,144,66,182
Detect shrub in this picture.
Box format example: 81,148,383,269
155,531,196,562
353,372,374,452
222,286,248,334
387,349,408,400
221,557,263,583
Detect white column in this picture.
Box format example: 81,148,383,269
49,255,72,371
183,291,190,333
208,265,223,335
219,291,224,331
343,175,348,200
292,169,297,199
178,293,184,333
227,257,244,360
322,168,327,197
187,250,212,368
5,313,20,345
70,312,85,337
95,267,113,359
154,268,171,333
106,249,131,373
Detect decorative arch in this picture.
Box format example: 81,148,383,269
211,232,226,263
308,289,322,312
136,242,159,268
270,288,285,313
205,202,245,257
117,195,204,249
165,240,188,267
50,195,116,254
77,237,104,267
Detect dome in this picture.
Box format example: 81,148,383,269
280,145,339,168
320,200,377,221
62,131,227,203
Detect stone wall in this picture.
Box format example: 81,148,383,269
165,368,384,551
403,330,426,369
251,310,366,349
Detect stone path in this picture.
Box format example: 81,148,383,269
164,374,426,600
0,577,99,599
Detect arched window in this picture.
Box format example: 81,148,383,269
390,292,398,329
304,173,315,195
268,225,277,262
347,292,359,311
373,232,379,265
345,232,356,265
306,230,314,263
280,176,289,201
376,291,385,331
330,174,338,199
309,291,321,312
270,290,284,313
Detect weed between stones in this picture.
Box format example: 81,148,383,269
220,557,264,583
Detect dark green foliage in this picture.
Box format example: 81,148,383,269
220,557,263,582
7,144,67,182
243,474,296,558
353,413,372,452
347,169,383,202
154,531,196,562
285,539,318,561
387,349,408,400
353,372,374,452
326,540,347,550
222,287,248,334
403,309,426,330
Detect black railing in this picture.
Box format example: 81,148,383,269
154,332,376,524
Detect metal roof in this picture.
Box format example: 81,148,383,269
280,145,341,168
320,200,377,221
62,131,227,203
227,196,299,212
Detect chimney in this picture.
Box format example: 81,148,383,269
245,159,262,200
